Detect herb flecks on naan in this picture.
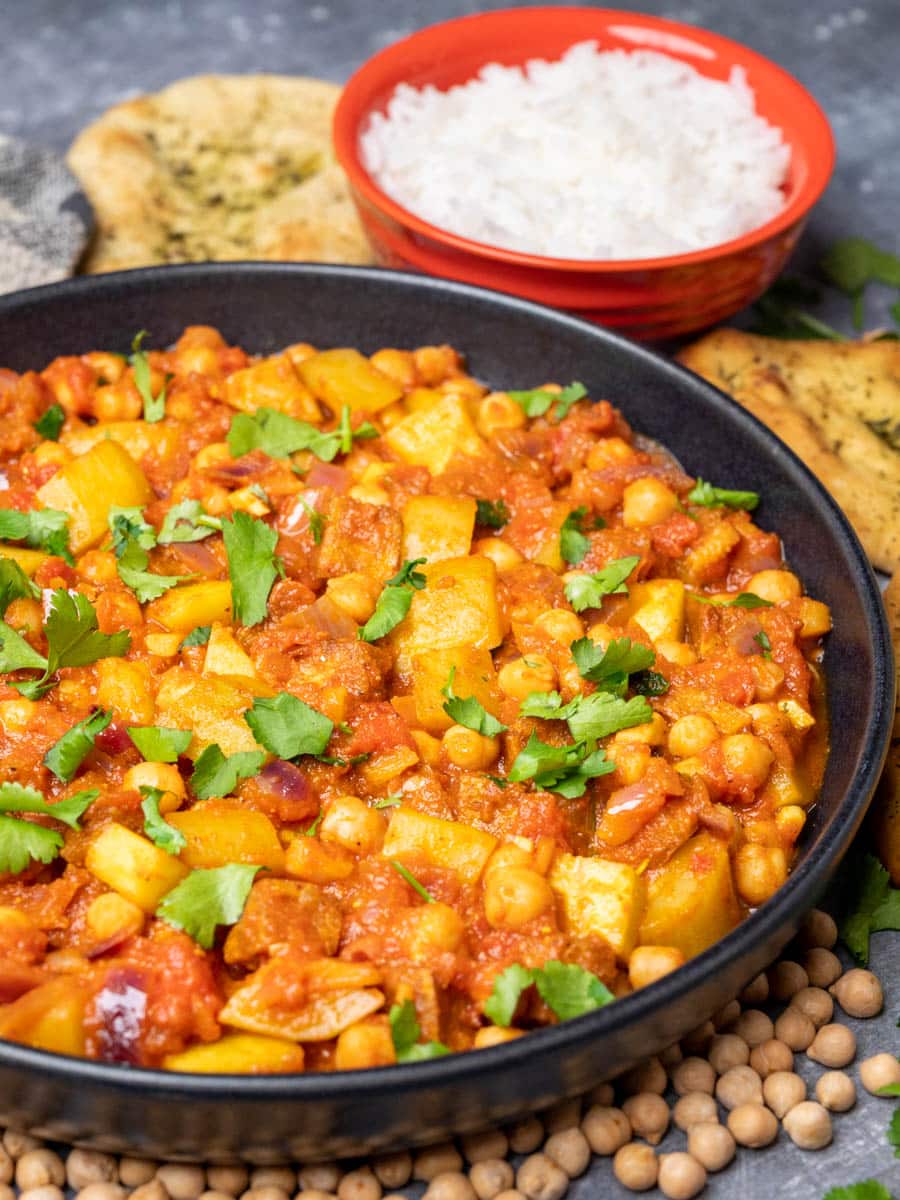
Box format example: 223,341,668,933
67,74,373,272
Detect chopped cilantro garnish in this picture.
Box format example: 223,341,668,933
441,667,506,737
228,404,378,463
484,960,614,1027
180,625,212,649
374,795,403,809
0,782,96,873
116,537,187,603
571,636,654,694
303,810,324,837
10,590,130,699
754,630,773,659
687,479,760,511
127,725,192,763
190,744,266,799
508,731,614,799
389,999,450,1062
508,381,587,422
836,853,900,965
156,863,260,949
34,403,65,441
358,558,426,643
129,331,169,422
631,669,670,697
559,507,591,566
157,500,222,544
43,709,112,781
475,498,510,530
140,786,186,856
0,620,49,675
518,690,651,744
690,591,773,610
108,506,156,558
564,555,640,613
244,692,333,761
0,507,73,564
390,859,435,903
298,499,325,544
0,559,39,616
221,511,280,627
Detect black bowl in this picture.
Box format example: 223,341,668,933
0,264,892,1162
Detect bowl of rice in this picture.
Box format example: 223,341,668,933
333,7,834,339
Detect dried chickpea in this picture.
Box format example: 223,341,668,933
859,1053,900,1094
672,1092,718,1131
768,960,808,1000
65,1150,118,1190
612,1143,658,1192
18,1189,64,1200
803,947,842,989
507,1117,545,1156
659,1043,683,1070
671,1057,715,1096
422,1172,476,1200
156,1166,207,1200
657,1152,706,1200
414,1145,464,1182
622,1093,669,1145
727,1102,778,1148
749,1038,793,1078
715,1065,763,1110
739,973,769,1006
681,1021,715,1055
0,1152,11,1187
543,1128,590,1178
337,1166,381,1200
543,1098,581,1134
580,1106,631,1155
815,1070,856,1112
762,1070,806,1118
3,1132,40,1158
712,999,741,1029
686,1122,735,1172
708,1034,750,1075
205,1168,248,1196
799,909,838,950
782,1101,832,1150
130,1180,168,1200
16,1151,65,1191
620,1056,667,1096
74,1190,129,1200
627,946,685,991
807,1024,856,1068
460,1130,509,1164
730,1009,774,1048
298,1165,342,1193
469,1159,514,1200
774,1008,815,1052
515,1154,567,1200
791,986,833,1028
830,969,884,1018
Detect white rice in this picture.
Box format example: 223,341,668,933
359,41,790,260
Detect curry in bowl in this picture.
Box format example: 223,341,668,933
0,329,829,1072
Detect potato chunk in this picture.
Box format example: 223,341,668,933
224,353,321,421
36,440,152,553
163,1033,305,1074
385,394,486,474
0,976,91,1056
155,668,259,757
382,807,497,886
168,803,284,872
62,419,180,463
202,624,259,681
86,823,188,912
549,853,645,960
298,348,403,415
638,831,741,958
402,495,476,563
392,555,502,675
146,581,233,633
0,546,49,575
412,645,501,735
628,579,685,643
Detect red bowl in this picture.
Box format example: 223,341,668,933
334,7,835,340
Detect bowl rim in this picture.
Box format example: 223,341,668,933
0,261,891,1103
333,5,836,273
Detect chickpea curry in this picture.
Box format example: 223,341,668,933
0,329,829,1073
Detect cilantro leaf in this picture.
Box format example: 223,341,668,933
0,781,95,828
127,725,192,763
0,507,72,564
441,667,506,736
889,1107,900,1158
571,636,654,692
508,381,587,422
754,630,773,659
34,404,65,441
475,499,510,530
390,859,435,903
374,795,403,809
484,963,535,1026
228,405,378,463
108,506,156,558
631,670,670,697
157,500,221,544
690,591,773,610
839,853,900,965
560,508,591,566
44,590,131,673
180,625,211,649
140,786,186,855
358,558,426,643
566,692,652,743
687,479,760,511
117,538,187,603
298,499,325,544
129,331,169,422
518,690,577,721
823,1184,893,1200
534,960,615,1020
0,558,39,616
0,816,63,873
508,732,614,798
244,692,333,760
820,237,900,294
388,999,450,1062
0,620,49,674
190,744,266,799
156,863,261,949
221,512,280,627
564,556,641,613
43,709,112,781
552,382,589,422
879,1083,900,1098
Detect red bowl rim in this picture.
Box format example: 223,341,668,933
334,5,836,274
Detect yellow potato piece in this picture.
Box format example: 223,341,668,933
62,419,180,463
163,1033,305,1074
628,579,685,644
383,807,498,887
401,495,476,563
36,440,152,553
147,580,233,633
168,804,284,872
85,823,189,912
0,546,49,575
638,831,741,959
202,624,259,681
412,644,501,736
0,977,91,1057
385,394,486,474
155,668,259,757
549,853,646,960
224,353,321,422
298,348,402,415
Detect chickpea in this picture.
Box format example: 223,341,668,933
768,960,808,1000
721,734,774,790
800,908,838,950
543,1097,581,1134
298,1165,342,1193
730,1009,774,1048
370,347,416,385
791,986,834,1028
734,843,788,906
442,725,500,770
326,573,381,624
708,1034,750,1075
580,1106,631,1155
334,1019,396,1070
620,1056,667,1097
0,1151,14,1186
3,1131,41,1157
622,478,678,528
474,538,524,573
667,714,717,758
672,1092,718,1131
627,946,685,991
657,1152,707,1200
782,1101,832,1150
515,1154,567,1200
320,795,386,855
250,1173,295,1196
859,1052,900,1094
739,973,769,1006
803,947,842,989
712,999,741,1029
586,437,635,469
659,1043,683,1070
533,608,584,646
727,1102,778,1148
622,1093,669,1146
200,1192,235,1200
477,392,527,438
681,1020,715,1055
715,1065,763,1110
671,1057,715,1096
94,381,143,422
762,1069,806,1118
543,1128,590,1178
746,570,802,604
18,1188,64,1200
483,864,554,930
405,903,465,960
459,1130,508,1165
0,697,37,734
749,1038,794,1078
205,1168,249,1196
830,968,884,1018
156,1166,207,1200
473,1026,525,1050
498,655,556,700
469,1159,514,1200
775,805,806,843
774,1008,816,1052
423,1172,476,1200
337,1166,381,1200
807,1024,856,1068
507,1116,545,1155
16,1152,65,1191
413,1144,464,1183
612,1143,658,1192
687,1122,735,1173
816,1070,856,1112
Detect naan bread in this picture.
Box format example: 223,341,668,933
67,74,373,272
678,329,900,573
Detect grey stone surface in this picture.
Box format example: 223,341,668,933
0,1,897,1195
